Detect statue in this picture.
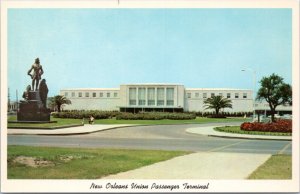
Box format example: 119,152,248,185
39,79,48,108
22,85,31,100
27,58,44,91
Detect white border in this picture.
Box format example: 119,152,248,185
1,0,299,192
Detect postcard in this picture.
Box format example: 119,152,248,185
1,0,299,192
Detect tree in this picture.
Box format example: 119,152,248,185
256,73,292,122
49,95,71,112
203,95,232,115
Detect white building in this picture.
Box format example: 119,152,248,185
60,83,254,113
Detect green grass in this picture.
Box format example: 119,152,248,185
8,115,250,128
248,155,292,179
7,145,190,179
214,126,292,136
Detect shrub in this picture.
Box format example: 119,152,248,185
52,110,119,119
240,119,292,133
116,112,196,120
206,114,227,118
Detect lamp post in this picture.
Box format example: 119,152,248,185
242,68,256,121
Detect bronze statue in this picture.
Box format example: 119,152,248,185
22,85,31,100
28,58,44,91
39,79,48,108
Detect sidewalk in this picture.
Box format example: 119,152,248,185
103,152,271,179
7,124,136,135
186,126,292,141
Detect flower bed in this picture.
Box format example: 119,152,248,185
240,119,292,133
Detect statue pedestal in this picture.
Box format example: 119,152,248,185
17,91,50,122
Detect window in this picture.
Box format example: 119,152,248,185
72,92,75,97
129,88,136,105
203,93,207,98
227,93,231,98
107,93,110,98
243,93,247,99
235,93,239,98
85,92,89,97
166,88,174,106
138,88,146,105
78,92,82,97
99,92,103,97
64,92,68,97
211,93,215,98
147,88,155,106
114,92,118,97
187,93,191,98
219,93,223,97
93,92,96,97
157,88,165,106
195,93,199,98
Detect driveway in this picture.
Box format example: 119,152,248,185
8,123,292,155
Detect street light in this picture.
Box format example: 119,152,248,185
242,68,256,121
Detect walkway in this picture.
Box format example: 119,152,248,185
7,124,137,135
103,152,271,179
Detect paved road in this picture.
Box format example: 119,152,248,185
8,123,292,154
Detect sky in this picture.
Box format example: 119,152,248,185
8,8,292,99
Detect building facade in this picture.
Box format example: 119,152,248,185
60,83,254,113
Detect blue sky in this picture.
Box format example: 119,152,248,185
8,8,292,99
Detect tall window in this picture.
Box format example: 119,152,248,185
72,92,75,97
243,93,247,99
78,92,82,97
147,88,155,106
203,93,207,98
93,92,96,97
129,88,137,105
187,93,191,98
157,88,165,106
114,92,118,97
211,93,215,98
195,93,199,98
219,93,223,97
99,92,103,97
107,92,110,98
64,92,68,97
138,88,146,105
235,93,239,98
166,88,174,106
227,93,231,98
85,92,89,97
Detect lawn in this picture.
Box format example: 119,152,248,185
7,145,190,179
8,115,250,128
248,154,292,179
214,126,292,136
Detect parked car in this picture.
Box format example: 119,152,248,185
253,115,271,122
282,114,292,120
267,114,281,119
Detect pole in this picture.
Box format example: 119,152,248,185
16,89,19,111
242,68,256,121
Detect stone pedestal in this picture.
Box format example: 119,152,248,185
17,91,50,122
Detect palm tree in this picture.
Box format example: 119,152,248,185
203,95,232,115
50,95,71,112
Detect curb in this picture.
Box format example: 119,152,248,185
207,134,292,141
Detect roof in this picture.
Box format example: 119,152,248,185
121,83,184,86
61,88,120,91
185,88,252,91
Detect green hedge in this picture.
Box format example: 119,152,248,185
116,112,196,120
188,111,252,117
51,110,119,119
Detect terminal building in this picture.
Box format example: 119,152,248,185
60,83,255,113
